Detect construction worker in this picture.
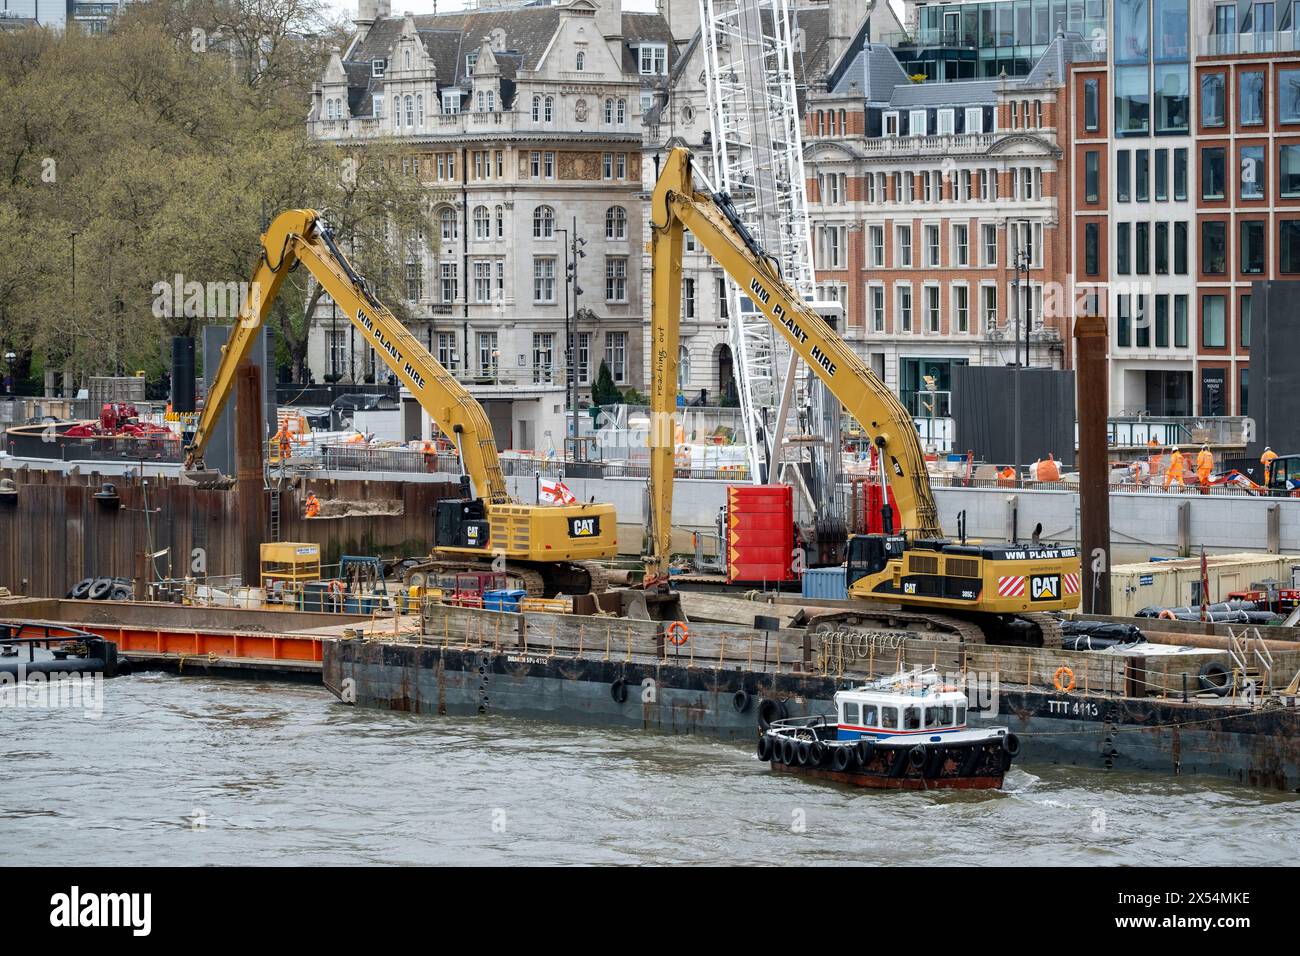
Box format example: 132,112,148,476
304,492,321,518
272,424,292,463
1163,447,1185,489
1196,444,1214,492
1261,446,1278,485
997,465,1016,486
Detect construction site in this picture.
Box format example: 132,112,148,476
4,0,1300,886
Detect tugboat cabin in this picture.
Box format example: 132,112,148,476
835,687,968,741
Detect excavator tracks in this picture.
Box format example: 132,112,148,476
402,558,609,598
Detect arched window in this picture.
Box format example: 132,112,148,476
575,51,585,72
616,98,626,124
544,96,554,123
405,94,414,127
404,49,411,70
392,99,399,128
533,205,555,239
495,205,504,238
440,207,458,241
473,205,491,239
605,205,627,240
416,94,424,127
603,98,614,124
532,95,542,122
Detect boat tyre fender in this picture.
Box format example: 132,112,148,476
808,741,826,766
1001,732,1021,757
1198,661,1231,696
908,744,927,769
757,734,774,762
610,677,628,703
782,737,798,765
733,689,751,713
756,697,787,731
831,745,852,772
855,738,874,766
71,578,95,600
110,586,132,601
88,578,113,601
795,740,812,766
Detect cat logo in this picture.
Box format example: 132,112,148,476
466,525,481,544
1030,575,1060,601
568,516,601,538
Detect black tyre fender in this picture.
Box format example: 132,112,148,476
756,697,787,731
795,739,812,766
1198,660,1231,696
1001,732,1022,757
781,736,798,765
808,741,826,766
71,578,95,600
610,677,628,703
855,738,874,766
733,688,752,713
908,744,928,769
88,578,113,601
757,734,774,761
831,745,852,772
110,587,131,601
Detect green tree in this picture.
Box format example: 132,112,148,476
591,360,622,408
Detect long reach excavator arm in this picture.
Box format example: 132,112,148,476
645,148,941,584
184,209,509,504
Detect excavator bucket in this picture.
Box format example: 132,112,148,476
179,467,235,490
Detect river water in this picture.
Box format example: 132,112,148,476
3,672,1298,866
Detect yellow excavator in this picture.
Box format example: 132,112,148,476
645,148,1081,644
184,209,616,596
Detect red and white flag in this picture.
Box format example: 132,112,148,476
539,478,576,505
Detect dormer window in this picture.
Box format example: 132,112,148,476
576,51,585,71
372,58,386,78
442,90,462,113
638,42,667,75
465,51,479,74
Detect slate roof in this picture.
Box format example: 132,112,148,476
828,42,910,103
888,78,1000,108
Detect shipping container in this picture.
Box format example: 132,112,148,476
726,484,797,584
801,566,848,601
1109,553,1300,617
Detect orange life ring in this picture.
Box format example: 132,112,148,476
1053,666,1076,693
329,580,345,596
666,621,690,646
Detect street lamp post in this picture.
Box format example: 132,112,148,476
558,220,586,457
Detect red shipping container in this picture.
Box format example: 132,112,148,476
726,484,797,584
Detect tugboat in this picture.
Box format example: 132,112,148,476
758,670,1020,790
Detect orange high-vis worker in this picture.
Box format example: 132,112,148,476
1196,445,1214,488
1164,447,1185,489
1261,446,1278,484
304,492,321,518
997,465,1016,486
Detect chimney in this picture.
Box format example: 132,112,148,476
596,0,623,44
827,0,864,68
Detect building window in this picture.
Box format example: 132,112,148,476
953,224,968,266
1173,148,1187,200
1201,147,1225,200
924,225,940,266
576,332,591,383
1232,217,1263,270
1282,220,1300,273
436,332,457,370
473,205,491,240
954,285,969,333
1084,78,1099,130
982,224,997,266
869,225,885,267
1154,294,1169,347
1241,146,1265,200
1202,220,1227,274
1202,295,1226,348
1241,294,1252,349
440,262,458,303
1280,69,1300,123
495,206,504,239
1117,149,1130,201
819,226,845,268
372,58,386,78
606,206,627,240
1155,148,1168,200
1085,222,1099,276
870,285,885,331
1155,221,1169,274
605,257,628,302
533,205,555,239
473,260,492,303
897,286,913,332
982,285,997,329
1115,66,1149,136
532,333,555,384
1116,295,1130,348
1116,222,1131,274
1135,149,1149,201
639,43,668,75
1155,65,1189,132
717,277,728,318
1084,151,1099,203
896,225,912,267
1174,221,1188,274
533,257,556,303
922,285,940,332
605,332,627,383
405,261,422,301
683,278,696,319
439,207,457,242
575,51,585,72
1282,145,1300,198
1174,295,1188,348
1135,222,1149,274
1134,294,1149,348
1240,70,1265,126
478,331,498,374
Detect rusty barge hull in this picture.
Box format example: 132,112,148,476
325,639,1300,791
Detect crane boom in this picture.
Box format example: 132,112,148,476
185,209,510,503
647,149,939,582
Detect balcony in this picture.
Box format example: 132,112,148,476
1199,29,1300,56
860,132,999,157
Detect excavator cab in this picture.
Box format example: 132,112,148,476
434,498,491,550
846,534,906,586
